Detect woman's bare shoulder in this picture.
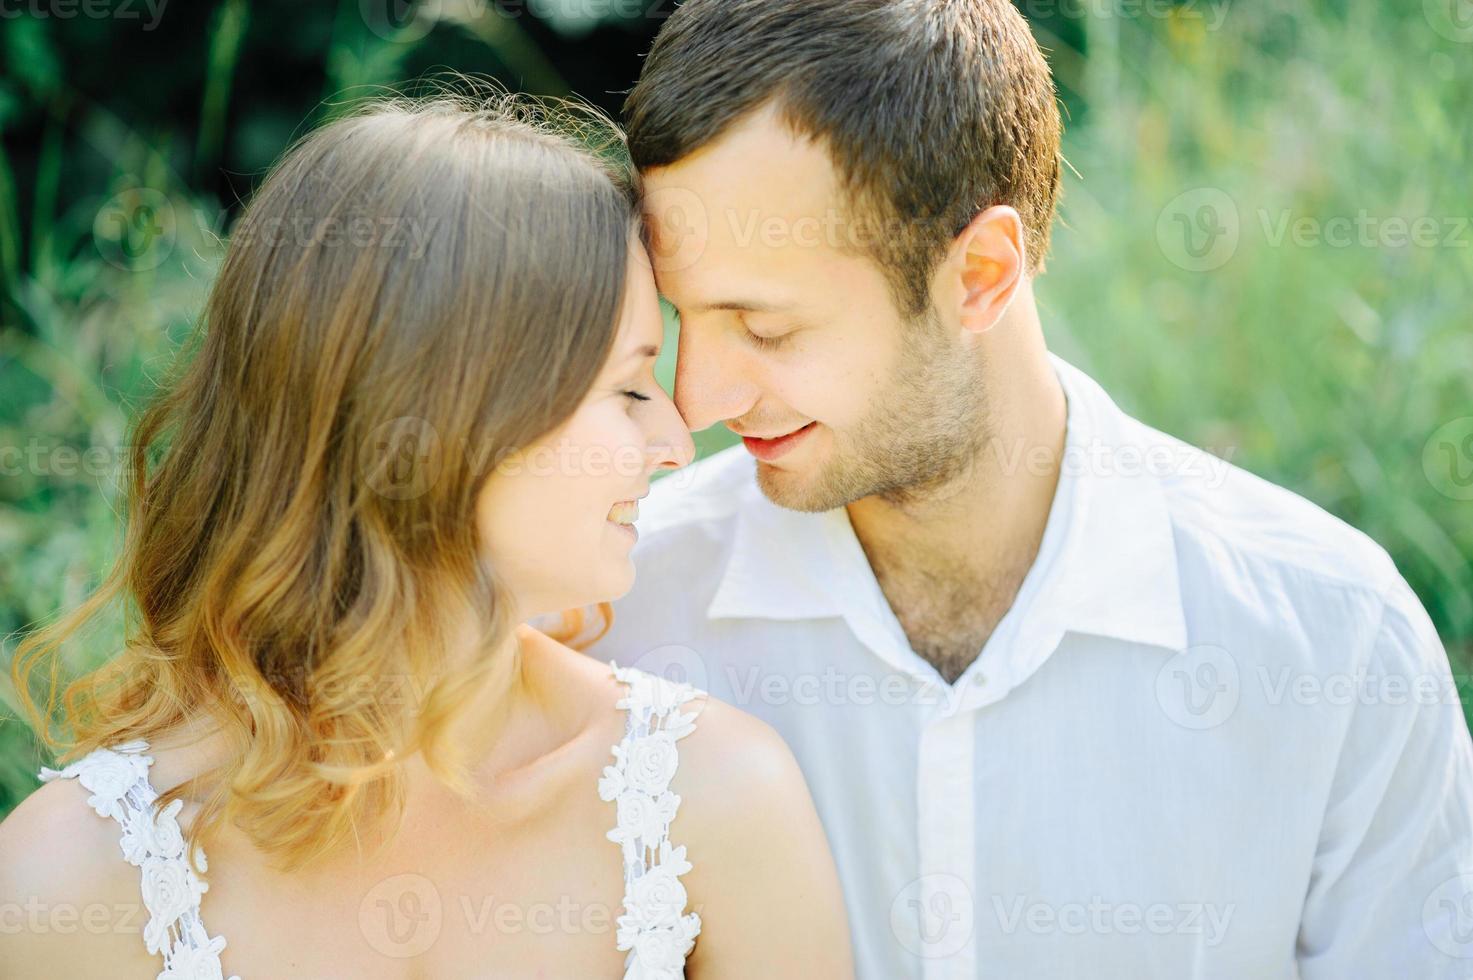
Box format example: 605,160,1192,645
674,693,805,798
665,693,832,895
0,772,153,977
665,696,856,976
0,763,147,882
522,625,806,784
519,624,816,823
514,629,852,973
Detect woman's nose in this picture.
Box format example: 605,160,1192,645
648,415,696,472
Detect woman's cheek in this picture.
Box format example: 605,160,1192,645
580,404,643,483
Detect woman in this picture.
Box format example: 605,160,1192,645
0,92,853,979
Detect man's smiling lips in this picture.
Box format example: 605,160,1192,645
734,421,818,462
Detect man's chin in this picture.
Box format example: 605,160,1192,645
754,456,853,514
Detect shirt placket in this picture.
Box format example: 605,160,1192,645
914,707,979,979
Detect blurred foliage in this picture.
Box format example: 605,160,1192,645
1038,1,1473,667
1,0,1469,818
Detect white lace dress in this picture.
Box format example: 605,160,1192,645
37,661,704,980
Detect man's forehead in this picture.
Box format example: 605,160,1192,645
640,114,847,231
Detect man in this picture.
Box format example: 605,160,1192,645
591,1,1473,976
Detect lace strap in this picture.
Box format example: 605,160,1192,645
597,662,705,980
38,740,240,980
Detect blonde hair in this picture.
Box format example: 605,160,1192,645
12,87,639,873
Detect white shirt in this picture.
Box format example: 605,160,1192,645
590,355,1473,979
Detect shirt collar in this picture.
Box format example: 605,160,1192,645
705,354,1188,677
1035,354,1187,652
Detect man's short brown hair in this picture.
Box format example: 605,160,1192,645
625,0,1063,317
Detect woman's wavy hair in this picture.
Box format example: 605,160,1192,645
11,84,635,872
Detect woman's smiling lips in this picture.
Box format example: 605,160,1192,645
738,421,818,463
607,497,642,540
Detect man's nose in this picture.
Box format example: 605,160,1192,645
672,326,759,433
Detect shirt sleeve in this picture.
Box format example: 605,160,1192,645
1297,574,1473,978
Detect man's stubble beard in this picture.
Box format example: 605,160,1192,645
755,308,992,514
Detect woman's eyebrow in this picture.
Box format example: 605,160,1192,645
623,343,660,362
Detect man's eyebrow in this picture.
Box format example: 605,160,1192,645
684,298,791,315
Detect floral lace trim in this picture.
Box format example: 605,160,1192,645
38,739,239,980
598,661,704,980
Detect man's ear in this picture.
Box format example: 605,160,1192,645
943,205,1026,335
